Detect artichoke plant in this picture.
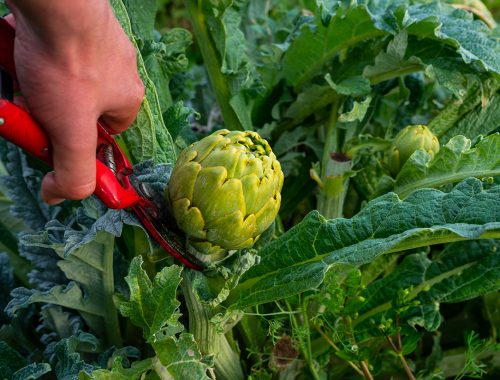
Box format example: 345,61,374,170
387,124,440,175
167,129,284,263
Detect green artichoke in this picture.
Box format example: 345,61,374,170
387,124,440,175
167,129,284,263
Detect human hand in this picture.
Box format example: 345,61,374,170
6,0,144,204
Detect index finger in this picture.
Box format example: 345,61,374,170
41,117,98,204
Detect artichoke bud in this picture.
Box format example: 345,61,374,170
387,124,439,175
167,129,284,263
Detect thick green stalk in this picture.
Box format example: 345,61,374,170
314,101,352,219
182,273,244,380
321,100,340,172
316,156,353,219
152,356,173,380
102,236,123,347
184,0,244,131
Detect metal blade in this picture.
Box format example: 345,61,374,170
0,67,13,101
130,178,205,270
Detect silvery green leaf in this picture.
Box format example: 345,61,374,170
284,1,500,88
12,363,52,380
111,0,176,164
7,230,122,347
393,133,500,198
325,74,371,96
115,256,183,342
151,334,211,380
354,240,500,336
226,179,500,309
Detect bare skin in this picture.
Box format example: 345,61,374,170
6,0,144,204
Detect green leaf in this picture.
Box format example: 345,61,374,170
0,146,59,230
483,292,500,341
164,101,198,153
121,0,192,112
439,93,500,144
141,28,192,112
338,96,372,122
185,0,255,131
115,256,183,342
225,179,500,309
78,357,152,380
355,240,500,334
363,31,423,84
283,84,336,124
283,5,385,87
283,2,500,88
110,0,176,164
151,333,211,380
0,341,27,379
121,0,156,42
431,4,500,73
0,195,25,243
272,126,322,176
392,133,500,198
7,231,122,347
0,253,15,323
54,338,96,380
0,1,8,16
325,74,371,96
189,250,260,308
208,6,247,76
13,363,52,380
429,81,500,142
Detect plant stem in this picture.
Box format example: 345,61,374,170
102,235,123,347
387,336,416,380
399,354,416,380
360,361,375,380
315,101,353,219
151,356,172,380
301,298,317,379
316,153,353,219
386,315,416,380
321,100,340,177
184,0,245,131
314,325,365,377
368,65,423,86
182,272,244,380
286,300,320,380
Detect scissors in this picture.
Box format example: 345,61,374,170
0,18,204,270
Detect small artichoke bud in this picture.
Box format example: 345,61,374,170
387,124,439,175
167,129,284,263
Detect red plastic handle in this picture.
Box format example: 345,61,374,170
0,99,52,163
0,98,140,208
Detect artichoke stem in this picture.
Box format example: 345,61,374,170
317,154,352,219
182,273,244,380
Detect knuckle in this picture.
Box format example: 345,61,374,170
126,43,137,61
130,78,145,108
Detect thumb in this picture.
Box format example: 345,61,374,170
41,120,98,205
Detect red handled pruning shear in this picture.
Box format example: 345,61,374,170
0,18,204,270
